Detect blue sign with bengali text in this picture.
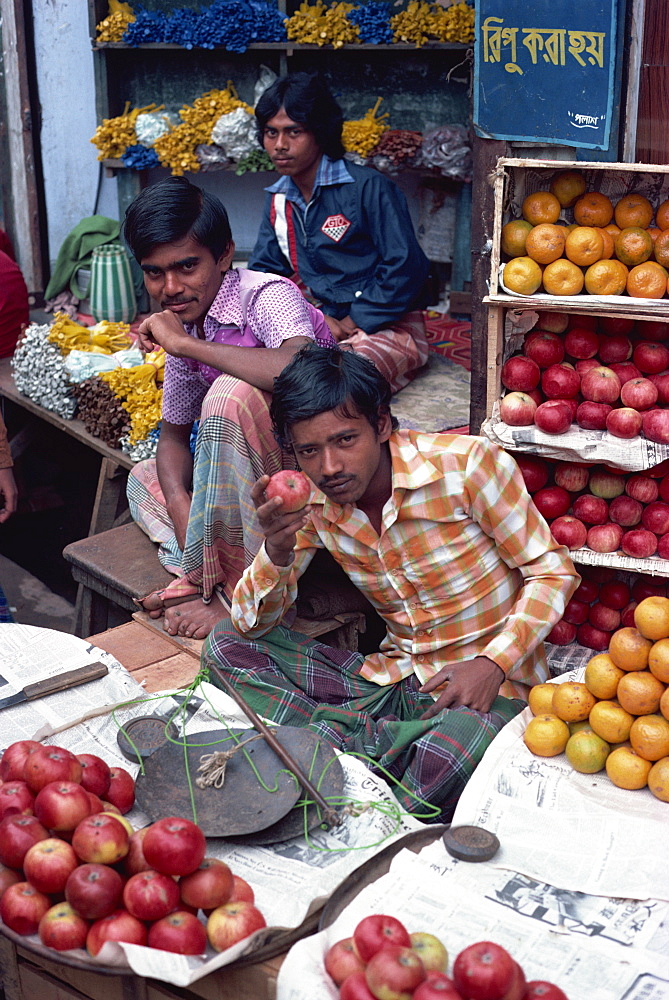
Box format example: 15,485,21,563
473,0,617,150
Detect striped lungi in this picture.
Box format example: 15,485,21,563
345,310,429,394
203,618,524,822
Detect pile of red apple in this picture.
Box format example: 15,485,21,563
499,311,669,443
324,913,568,1000
0,740,265,959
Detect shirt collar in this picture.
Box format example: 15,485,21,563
183,268,242,337
264,155,354,208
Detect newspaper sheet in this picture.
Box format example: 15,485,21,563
452,668,669,905
276,839,669,1000
0,627,427,987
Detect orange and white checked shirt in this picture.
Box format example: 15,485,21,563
232,432,580,697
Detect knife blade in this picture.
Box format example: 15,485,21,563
0,661,109,711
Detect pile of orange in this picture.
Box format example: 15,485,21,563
501,168,669,300
523,595,669,802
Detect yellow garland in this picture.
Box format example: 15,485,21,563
96,3,136,44
153,85,253,176
430,2,475,44
91,102,163,160
390,0,434,46
285,1,359,47
47,313,132,356
342,98,389,157
99,349,165,444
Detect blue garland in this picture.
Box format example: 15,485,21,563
123,7,166,45
164,8,201,49
121,144,160,169
249,0,287,42
193,1,256,52
348,2,394,43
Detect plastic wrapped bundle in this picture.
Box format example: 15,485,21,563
420,124,472,182
135,110,180,146
64,347,144,383
210,107,257,161
11,323,76,418
119,426,160,461
99,350,165,445
70,377,131,448
48,314,132,357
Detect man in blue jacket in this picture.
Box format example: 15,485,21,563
249,73,431,392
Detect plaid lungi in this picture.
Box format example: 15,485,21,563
203,619,524,822
345,310,429,394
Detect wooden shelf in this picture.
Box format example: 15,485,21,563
93,41,471,52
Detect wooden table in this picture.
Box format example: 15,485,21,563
0,357,135,535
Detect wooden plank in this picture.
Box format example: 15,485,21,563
132,611,205,660
89,459,129,535
484,293,669,322
132,652,202,692
0,933,22,1000
184,955,283,1000
87,621,185,670
485,308,505,420
622,0,645,162
496,156,669,173
19,963,94,1000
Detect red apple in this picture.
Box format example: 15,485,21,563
589,470,625,499
34,780,91,832
599,316,635,336
622,528,658,557
0,780,35,819
72,813,130,865
562,598,590,625
86,909,148,956
541,364,580,399
553,463,590,492
341,972,378,1000
0,881,51,935
24,746,82,793
649,371,669,403
23,837,79,894
581,564,617,583
410,933,448,974
564,327,599,359
609,361,642,385
527,388,545,405
86,792,105,815
142,816,206,877
533,400,572,434
658,533,669,559
452,941,517,1000
606,408,643,438
501,356,541,392
206,900,267,952
414,972,463,1000
513,454,550,494
179,857,233,911
550,516,587,549
499,392,537,426
598,580,631,609
632,575,667,600
568,314,598,331
642,501,669,534
636,319,669,341
580,367,621,403
0,864,21,895
660,475,669,503
545,620,577,645
365,945,426,1000
644,408,669,444
123,828,151,876
649,458,669,477
229,874,255,903
573,579,599,602
148,910,208,955
597,334,632,364
265,470,311,513
122,868,181,921
609,495,642,526
577,623,612,651
633,341,669,374
325,937,368,986
535,312,569,333
65,862,124,920
0,740,41,782
38,901,89,952
626,474,659,503
523,331,565,367
105,767,135,814
575,358,600,376
621,601,638,626
524,982,568,1000
76,754,111,798
588,602,621,632
576,401,612,429
572,494,609,525
587,522,623,552
553,396,579,420
0,814,49,868
532,486,571,520
620,377,658,410
353,914,412,963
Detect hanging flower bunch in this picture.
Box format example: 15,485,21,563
429,1,475,43
47,313,132,356
91,102,164,160
286,1,359,46
99,349,165,445
348,2,393,44
153,85,253,175
342,98,389,157
95,0,135,42
390,1,435,46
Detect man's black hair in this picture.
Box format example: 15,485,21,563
123,176,233,263
270,344,398,449
255,72,346,161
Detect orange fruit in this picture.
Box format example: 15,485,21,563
614,227,653,265
604,223,621,237
525,224,566,264
542,259,584,296
584,259,628,295
584,653,624,700
629,714,669,760
661,687,669,721
654,230,669,267
524,714,570,756
617,670,665,715
589,700,635,743
573,192,614,227
647,227,662,243
503,257,543,295
614,193,654,229
551,681,597,722
565,226,605,266
595,227,614,259
607,626,652,671
549,170,586,208
627,261,668,299
633,597,669,640
649,638,669,683
656,199,669,230
522,191,561,225
605,745,652,789
501,219,533,257
565,730,610,773
569,719,593,736
528,683,559,717
648,756,669,800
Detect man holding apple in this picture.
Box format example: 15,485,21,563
203,345,579,820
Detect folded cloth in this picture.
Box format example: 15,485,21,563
45,216,121,301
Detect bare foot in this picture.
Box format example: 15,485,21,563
163,597,228,640
135,591,200,620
